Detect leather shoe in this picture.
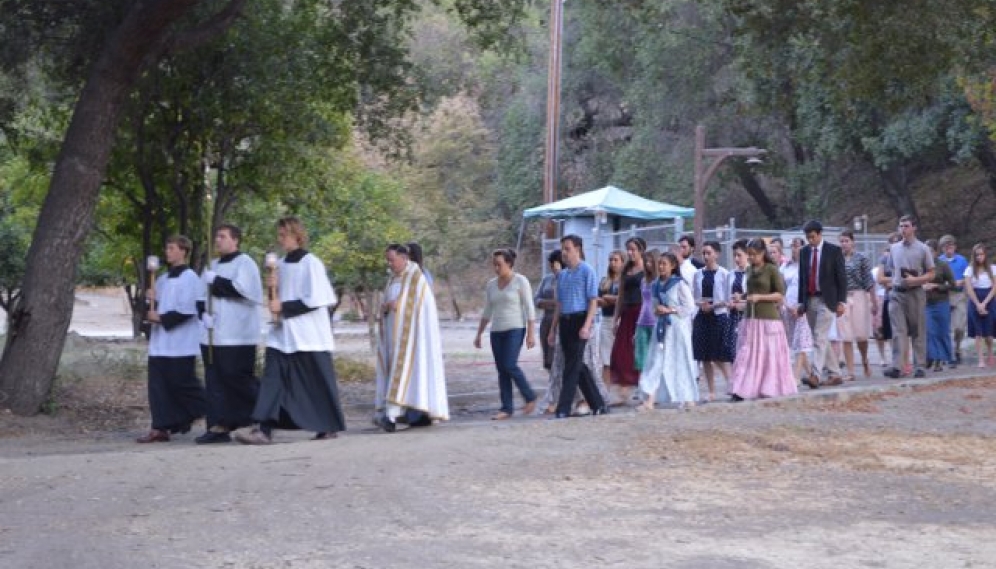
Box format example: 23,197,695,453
802,374,820,389
373,415,396,433
591,406,610,416
883,367,902,379
136,429,170,443
409,414,433,428
195,431,231,444
822,375,844,387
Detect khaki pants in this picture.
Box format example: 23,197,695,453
806,297,841,378
949,290,967,334
890,289,926,369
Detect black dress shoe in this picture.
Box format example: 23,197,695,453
373,415,396,433
730,394,744,402
551,412,570,420
591,406,610,416
195,431,232,444
409,414,433,428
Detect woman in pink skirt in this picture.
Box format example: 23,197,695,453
729,238,797,401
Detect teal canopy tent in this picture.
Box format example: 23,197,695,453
522,185,694,220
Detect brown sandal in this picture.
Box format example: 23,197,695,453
491,412,512,421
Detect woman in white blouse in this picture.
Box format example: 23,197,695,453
965,243,996,368
474,248,538,419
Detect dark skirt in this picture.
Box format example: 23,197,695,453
252,348,346,434
539,313,556,370
692,311,736,363
147,355,207,432
610,304,641,386
968,287,996,338
877,296,893,341
202,344,259,431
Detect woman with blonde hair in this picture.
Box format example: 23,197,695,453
598,250,625,398
965,243,996,367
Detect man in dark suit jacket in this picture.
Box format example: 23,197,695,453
796,220,848,388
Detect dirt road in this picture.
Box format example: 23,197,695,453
2,290,996,567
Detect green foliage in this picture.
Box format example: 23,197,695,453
302,145,410,291
395,94,505,280
0,153,46,308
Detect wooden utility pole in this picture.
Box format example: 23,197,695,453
543,0,564,208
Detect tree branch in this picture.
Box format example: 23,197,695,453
167,0,248,54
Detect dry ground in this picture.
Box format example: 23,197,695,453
2,289,996,567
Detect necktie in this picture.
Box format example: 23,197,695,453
808,247,818,295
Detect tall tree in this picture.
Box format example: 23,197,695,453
0,0,246,415
0,0,531,414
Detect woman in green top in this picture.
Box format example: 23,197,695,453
728,239,797,401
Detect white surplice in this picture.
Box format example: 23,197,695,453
199,252,264,346
267,252,336,353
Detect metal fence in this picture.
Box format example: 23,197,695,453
541,219,890,276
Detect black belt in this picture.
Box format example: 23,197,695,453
559,313,586,320
893,286,919,293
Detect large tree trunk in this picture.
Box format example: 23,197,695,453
733,163,783,226
974,137,996,196
0,0,244,415
878,163,919,220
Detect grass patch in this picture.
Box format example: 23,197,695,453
335,355,375,384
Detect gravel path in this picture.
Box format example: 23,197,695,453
3,293,996,568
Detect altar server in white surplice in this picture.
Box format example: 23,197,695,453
372,243,449,432
137,235,207,443
194,224,263,444
235,217,344,445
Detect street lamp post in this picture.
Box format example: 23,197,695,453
693,125,766,247
853,214,869,258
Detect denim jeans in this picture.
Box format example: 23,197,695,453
490,328,536,413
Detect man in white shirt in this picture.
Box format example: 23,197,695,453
676,235,700,286
138,235,206,443
236,217,345,444
196,224,263,444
